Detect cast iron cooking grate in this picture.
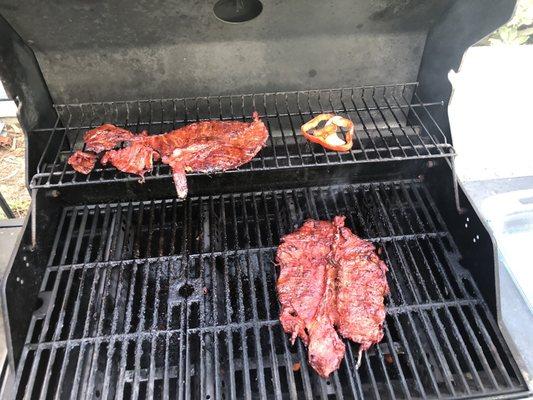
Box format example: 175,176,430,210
29,83,454,189
12,179,526,399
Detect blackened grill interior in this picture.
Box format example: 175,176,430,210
14,181,524,399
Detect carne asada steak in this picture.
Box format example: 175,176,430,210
69,113,268,197
276,216,388,378
276,219,345,377
334,219,389,352
83,124,137,153
67,150,97,174
100,142,159,179
158,112,268,197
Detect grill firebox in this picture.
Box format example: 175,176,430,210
14,180,525,399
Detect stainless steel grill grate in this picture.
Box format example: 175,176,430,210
30,83,453,189
13,179,526,399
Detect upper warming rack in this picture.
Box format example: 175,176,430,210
29,83,454,189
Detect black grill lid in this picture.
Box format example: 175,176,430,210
0,1,515,106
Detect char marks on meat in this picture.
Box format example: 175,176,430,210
100,142,159,179
83,124,137,153
67,151,97,174
276,216,388,378
276,219,345,377
70,114,268,197
334,220,389,351
156,113,268,197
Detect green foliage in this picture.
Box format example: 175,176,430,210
488,0,533,45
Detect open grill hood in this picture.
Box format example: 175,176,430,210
0,1,515,129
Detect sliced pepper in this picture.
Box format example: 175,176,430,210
301,114,354,152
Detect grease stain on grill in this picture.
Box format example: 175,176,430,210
178,283,195,298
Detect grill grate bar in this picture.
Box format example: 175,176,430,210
231,195,253,399
207,197,220,400
45,233,450,273
273,191,310,398
242,194,269,399
391,185,475,394
197,198,207,400
21,299,492,351
399,184,490,391
370,88,409,158
361,88,396,158
32,103,442,134
219,196,238,400
419,196,520,393
257,192,292,400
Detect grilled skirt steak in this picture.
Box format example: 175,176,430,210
276,216,388,378
157,112,268,197
334,219,389,352
100,142,160,179
67,150,97,174
83,124,137,153
69,113,268,197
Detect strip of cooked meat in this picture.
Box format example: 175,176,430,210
155,112,268,197
100,142,159,179
334,217,389,353
71,114,268,197
276,216,388,378
67,151,97,174
83,124,137,153
276,219,345,377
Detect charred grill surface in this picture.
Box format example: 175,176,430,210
12,180,525,399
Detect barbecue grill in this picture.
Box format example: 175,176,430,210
0,1,529,398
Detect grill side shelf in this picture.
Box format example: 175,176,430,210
11,180,527,399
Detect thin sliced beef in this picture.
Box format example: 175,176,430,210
71,114,268,197
83,124,137,153
276,219,345,377
152,112,268,197
276,216,388,378
334,219,389,352
100,142,159,179
67,150,97,174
